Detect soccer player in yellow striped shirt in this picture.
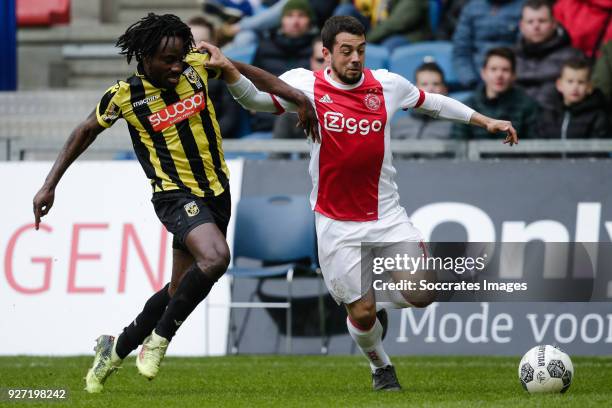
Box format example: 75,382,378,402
31,13,317,393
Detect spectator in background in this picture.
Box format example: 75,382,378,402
553,0,612,59
515,0,583,109
593,40,612,108
220,0,339,47
537,58,611,139
452,47,539,139
452,0,523,89
365,0,432,51
436,0,469,40
308,0,341,30
220,0,291,47
189,15,215,43
272,38,326,142
188,16,243,138
250,0,319,132
392,62,452,139
203,0,258,20
333,0,431,51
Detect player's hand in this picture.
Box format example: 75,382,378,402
196,41,233,72
295,95,320,143
33,186,55,230
486,119,518,146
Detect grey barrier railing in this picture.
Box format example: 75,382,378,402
466,139,612,160
2,138,611,161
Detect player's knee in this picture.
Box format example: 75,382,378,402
167,282,178,298
408,270,436,307
195,248,230,281
349,302,377,328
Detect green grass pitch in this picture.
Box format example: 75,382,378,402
1,355,611,407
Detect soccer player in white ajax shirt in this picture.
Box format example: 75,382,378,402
201,15,518,391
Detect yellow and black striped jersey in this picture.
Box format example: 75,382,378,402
95,52,229,197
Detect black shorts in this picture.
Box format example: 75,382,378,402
151,188,231,252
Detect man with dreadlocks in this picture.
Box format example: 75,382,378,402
31,13,317,393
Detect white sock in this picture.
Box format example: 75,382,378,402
111,337,123,365
347,317,391,372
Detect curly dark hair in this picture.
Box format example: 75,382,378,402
116,13,194,64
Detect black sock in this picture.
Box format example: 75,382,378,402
115,283,171,359
155,265,216,341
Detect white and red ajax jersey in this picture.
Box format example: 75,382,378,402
278,67,425,222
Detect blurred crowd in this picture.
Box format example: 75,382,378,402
193,0,611,140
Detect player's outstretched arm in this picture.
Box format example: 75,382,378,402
232,62,320,142
414,89,518,146
33,111,105,230
196,41,319,141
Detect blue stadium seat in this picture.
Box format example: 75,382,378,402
389,41,457,86
225,42,258,64
113,150,136,160
228,195,319,353
365,43,389,70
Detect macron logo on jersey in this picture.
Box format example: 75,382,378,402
148,92,206,132
319,94,333,103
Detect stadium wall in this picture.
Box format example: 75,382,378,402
237,160,612,356
1,160,243,356
2,159,612,356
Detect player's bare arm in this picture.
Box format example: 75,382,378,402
230,62,320,142
32,111,105,230
470,112,519,146
196,41,320,142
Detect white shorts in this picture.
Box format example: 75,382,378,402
315,206,424,305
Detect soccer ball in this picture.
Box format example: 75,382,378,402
518,345,573,393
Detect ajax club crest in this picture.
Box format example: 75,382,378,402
364,93,381,111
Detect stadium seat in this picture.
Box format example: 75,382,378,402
365,43,389,70
224,42,258,64
228,195,320,353
114,150,136,160
17,0,70,27
389,41,457,86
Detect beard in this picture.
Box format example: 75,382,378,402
331,62,362,85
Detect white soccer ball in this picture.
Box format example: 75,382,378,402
518,345,573,393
